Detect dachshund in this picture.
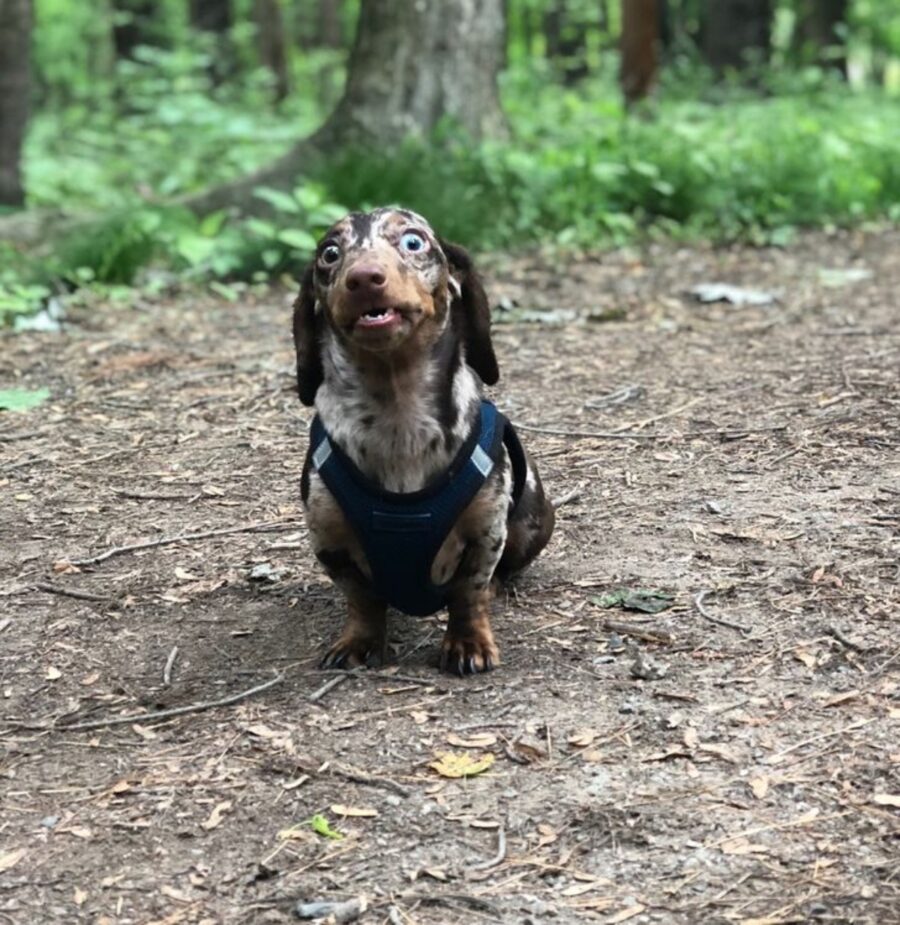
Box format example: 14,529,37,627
293,207,554,675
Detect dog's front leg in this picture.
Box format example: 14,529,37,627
321,588,387,669
442,585,500,675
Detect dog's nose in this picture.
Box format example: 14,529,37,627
345,263,387,294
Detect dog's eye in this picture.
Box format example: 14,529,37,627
400,231,427,254
320,244,341,265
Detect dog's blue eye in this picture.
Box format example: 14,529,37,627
320,244,341,265
400,232,426,253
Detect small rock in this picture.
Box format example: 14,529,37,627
295,897,366,922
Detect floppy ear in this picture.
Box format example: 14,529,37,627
292,263,323,406
440,239,499,386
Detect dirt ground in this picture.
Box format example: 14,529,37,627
1,228,898,925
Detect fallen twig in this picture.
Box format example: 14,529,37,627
162,646,179,686
513,422,788,441
552,487,581,509
823,625,866,653
309,673,352,702
694,590,751,636
49,672,284,732
603,619,675,645
468,826,507,874
65,519,304,567
332,763,411,797
33,582,109,603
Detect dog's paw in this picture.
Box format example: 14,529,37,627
320,633,384,670
439,629,500,676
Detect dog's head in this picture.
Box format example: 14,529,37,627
293,207,498,406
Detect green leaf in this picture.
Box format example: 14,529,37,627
0,388,50,412
591,588,674,614
254,187,301,214
277,228,317,252
309,814,343,840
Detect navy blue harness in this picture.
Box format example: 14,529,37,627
306,400,526,616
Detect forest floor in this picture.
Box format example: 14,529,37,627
1,228,899,925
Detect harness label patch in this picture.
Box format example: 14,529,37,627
470,444,494,478
312,439,333,471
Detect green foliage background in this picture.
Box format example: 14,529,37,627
3,0,899,322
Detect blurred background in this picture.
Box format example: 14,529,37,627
1,0,898,318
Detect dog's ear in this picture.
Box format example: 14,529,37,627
440,239,499,386
293,263,323,406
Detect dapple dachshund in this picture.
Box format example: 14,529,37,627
293,207,554,675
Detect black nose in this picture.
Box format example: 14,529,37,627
345,263,387,294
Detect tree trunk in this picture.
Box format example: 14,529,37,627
543,1,589,84
793,0,848,76
702,0,771,72
317,0,343,48
185,0,507,216
189,0,231,33
0,0,31,207
254,0,290,102
620,0,659,106
111,0,160,60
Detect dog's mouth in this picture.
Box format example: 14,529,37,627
354,305,402,329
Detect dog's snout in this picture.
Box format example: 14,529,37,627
345,263,387,295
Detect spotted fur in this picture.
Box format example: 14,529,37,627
293,207,554,675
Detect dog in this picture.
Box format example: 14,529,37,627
293,207,554,675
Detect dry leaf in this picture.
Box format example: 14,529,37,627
447,732,498,748
469,819,500,829
821,689,860,707
582,749,604,763
721,837,769,855
536,823,558,847
131,723,158,740
749,776,769,799
698,742,738,763
0,849,26,873
560,881,607,897
245,723,279,739
46,666,62,681
794,649,816,669
421,868,448,881
567,728,596,748
330,804,378,818
81,671,100,686
429,751,495,779
60,825,92,840
872,793,900,808
110,779,132,795
74,888,88,906
511,741,546,763
200,800,233,830
174,567,201,581
683,727,699,748
607,903,646,923
410,710,429,725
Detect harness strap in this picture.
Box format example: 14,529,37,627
309,400,507,616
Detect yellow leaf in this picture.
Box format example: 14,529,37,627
429,750,495,779
0,849,26,873
447,732,498,748
200,800,233,830
872,793,900,808
330,804,378,818
749,776,769,799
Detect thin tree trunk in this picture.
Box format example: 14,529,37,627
793,0,848,76
185,0,506,216
189,0,233,85
0,0,31,207
620,0,659,106
254,0,290,102
701,0,772,73
317,0,343,47
543,0,589,83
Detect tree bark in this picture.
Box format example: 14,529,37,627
317,0,343,48
620,0,659,106
793,0,848,76
253,0,290,102
701,0,772,72
111,0,160,60
0,0,31,207
184,0,507,216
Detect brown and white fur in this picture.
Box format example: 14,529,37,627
294,207,554,675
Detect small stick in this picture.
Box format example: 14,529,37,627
332,764,411,797
552,487,581,509
468,827,507,873
513,422,788,441
603,619,675,645
34,582,109,603
309,673,351,702
614,397,701,433
694,590,751,636
51,672,284,732
66,519,303,567
162,646,179,686
823,625,866,652
766,717,875,765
